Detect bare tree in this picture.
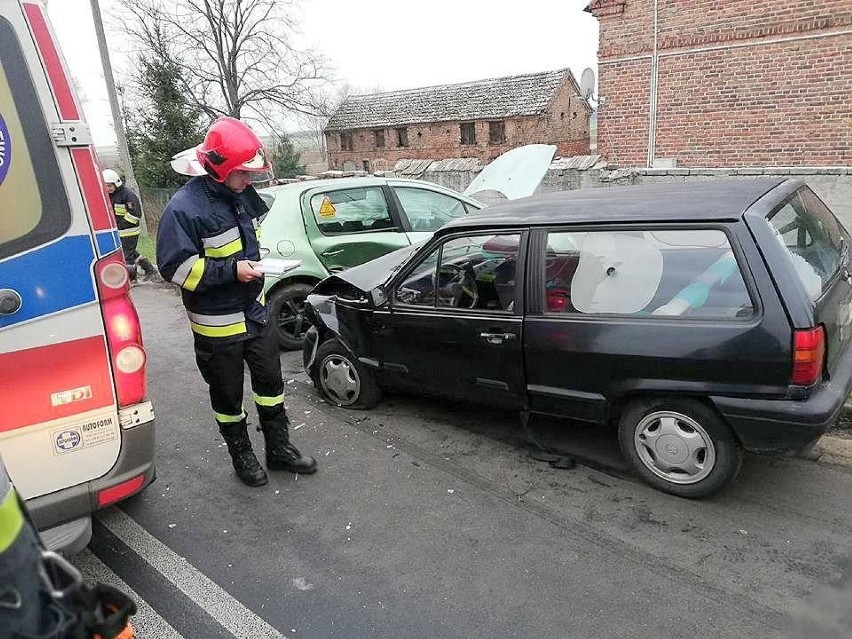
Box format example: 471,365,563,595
116,0,328,126
296,82,385,162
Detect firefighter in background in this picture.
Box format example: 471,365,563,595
156,117,317,487
102,169,157,281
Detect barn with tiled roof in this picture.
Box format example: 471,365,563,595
325,68,591,172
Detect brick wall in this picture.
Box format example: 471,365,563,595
590,0,852,167
326,80,589,170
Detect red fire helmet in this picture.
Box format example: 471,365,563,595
196,117,272,183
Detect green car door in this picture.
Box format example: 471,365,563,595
303,184,411,272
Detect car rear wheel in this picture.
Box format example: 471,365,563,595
269,283,314,351
618,397,742,498
311,340,382,409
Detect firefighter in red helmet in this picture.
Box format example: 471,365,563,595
156,118,316,486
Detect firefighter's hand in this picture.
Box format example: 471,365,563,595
236,260,263,282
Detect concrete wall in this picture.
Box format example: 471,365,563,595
417,164,852,231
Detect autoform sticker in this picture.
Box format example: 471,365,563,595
0,113,9,186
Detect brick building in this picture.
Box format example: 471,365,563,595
586,0,852,167
324,69,591,172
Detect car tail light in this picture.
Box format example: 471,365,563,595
95,253,148,406
97,474,146,507
791,327,825,386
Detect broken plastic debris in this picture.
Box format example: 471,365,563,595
294,423,305,430
168,523,176,529
447,489,455,494
738,529,748,536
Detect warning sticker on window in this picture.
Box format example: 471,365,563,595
51,416,117,455
319,197,336,218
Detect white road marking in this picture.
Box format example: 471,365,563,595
98,507,288,639
75,549,184,639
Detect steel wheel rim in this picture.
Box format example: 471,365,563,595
319,354,361,405
276,295,307,341
633,410,716,485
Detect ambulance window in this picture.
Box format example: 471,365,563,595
0,17,71,261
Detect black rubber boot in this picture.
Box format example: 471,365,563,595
137,256,157,277
219,421,268,486
260,413,317,474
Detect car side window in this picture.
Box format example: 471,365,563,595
768,189,846,301
543,229,753,319
396,234,521,312
309,187,395,235
394,187,469,232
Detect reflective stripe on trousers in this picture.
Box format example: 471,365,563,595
187,310,248,339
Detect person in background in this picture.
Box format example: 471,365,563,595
102,169,157,281
156,117,317,487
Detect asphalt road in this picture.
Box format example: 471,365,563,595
80,282,852,638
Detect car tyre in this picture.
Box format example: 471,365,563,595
617,397,742,498
311,340,382,409
269,283,314,351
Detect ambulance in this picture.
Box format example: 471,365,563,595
0,0,155,553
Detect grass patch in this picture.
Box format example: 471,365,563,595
137,234,156,264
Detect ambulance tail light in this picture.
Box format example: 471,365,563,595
95,253,148,406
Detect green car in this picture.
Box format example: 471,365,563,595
258,177,485,349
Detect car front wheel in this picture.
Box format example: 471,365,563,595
311,340,382,409
268,283,314,351
617,397,743,498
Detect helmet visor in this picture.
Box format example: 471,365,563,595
246,169,276,185
236,149,274,184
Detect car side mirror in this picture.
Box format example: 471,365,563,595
370,286,388,307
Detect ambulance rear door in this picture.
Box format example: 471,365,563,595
0,0,123,500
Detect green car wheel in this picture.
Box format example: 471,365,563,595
269,283,315,351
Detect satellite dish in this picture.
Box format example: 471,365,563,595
580,67,596,101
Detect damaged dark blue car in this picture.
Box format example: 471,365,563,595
303,179,852,497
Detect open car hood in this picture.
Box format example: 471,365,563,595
463,144,556,201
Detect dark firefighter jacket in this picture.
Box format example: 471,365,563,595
108,185,143,238
156,176,270,343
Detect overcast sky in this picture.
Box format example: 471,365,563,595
46,0,599,147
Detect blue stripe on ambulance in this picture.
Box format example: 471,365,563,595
95,229,121,257
0,235,96,329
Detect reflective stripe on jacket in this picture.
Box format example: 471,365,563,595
0,461,23,554
156,176,270,343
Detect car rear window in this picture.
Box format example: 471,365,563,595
543,229,753,319
0,17,71,260
767,188,847,301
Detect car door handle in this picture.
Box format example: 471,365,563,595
322,250,344,257
479,332,516,345
0,289,22,316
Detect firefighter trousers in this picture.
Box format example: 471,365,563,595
193,321,288,430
